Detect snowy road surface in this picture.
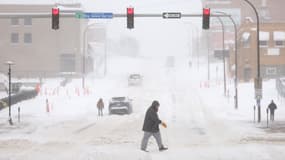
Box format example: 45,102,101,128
0,57,285,160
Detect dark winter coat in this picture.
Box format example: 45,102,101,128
142,105,161,133
97,99,104,110
268,102,277,112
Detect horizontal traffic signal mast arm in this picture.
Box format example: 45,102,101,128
113,13,229,18
0,12,229,18
0,12,74,18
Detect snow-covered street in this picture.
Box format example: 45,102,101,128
1,56,285,160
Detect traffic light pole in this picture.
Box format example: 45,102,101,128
207,30,210,81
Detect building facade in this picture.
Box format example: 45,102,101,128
0,3,87,78
229,21,285,81
202,0,285,81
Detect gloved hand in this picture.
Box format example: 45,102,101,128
161,121,167,128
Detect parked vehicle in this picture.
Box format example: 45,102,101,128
109,97,133,115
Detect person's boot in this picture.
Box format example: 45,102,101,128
159,146,168,151
141,148,149,152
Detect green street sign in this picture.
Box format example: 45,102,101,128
75,11,85,19
75,12,113,19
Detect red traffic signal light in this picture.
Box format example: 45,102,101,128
127,7,134,14
127,7,134,29
52,7,59,15
203,8,210,15
202,8,210,29
52,7,59,30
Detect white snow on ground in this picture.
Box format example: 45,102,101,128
0,55,285,160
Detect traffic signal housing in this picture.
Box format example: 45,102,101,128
202,8,210,29
52,7,59,30
127,7,134,29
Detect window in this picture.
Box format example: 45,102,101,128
11,18,19,26
266,67,277,75
259,31,269,47
275,41,284,47
11,33,19,44
259,40,268,47
274,31,285,47
267,48,280,56
24,17,32,26
24,33,32,44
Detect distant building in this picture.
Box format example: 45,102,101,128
229,20,285,81
202,0,285,81
0,3,89,78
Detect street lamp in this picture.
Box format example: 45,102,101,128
82,23,96,89
243,0,261,122
5,61,14,125
82,23,107,88
184,22,200,70
215,16,227,96
214,11,238,109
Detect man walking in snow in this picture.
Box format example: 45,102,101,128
97,98,104,116
141,100,168,152
267,100,277,121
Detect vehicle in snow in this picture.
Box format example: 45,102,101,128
108,97,133,115
128,74,143,86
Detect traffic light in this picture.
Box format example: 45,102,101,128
127,7,134,29
202,8,210,29
52,7,59,30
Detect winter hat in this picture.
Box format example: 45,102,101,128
151,100,160,107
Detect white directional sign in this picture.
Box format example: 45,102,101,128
162,12,181,19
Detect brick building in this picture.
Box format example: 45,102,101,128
229,20,285,81
202,0,285,81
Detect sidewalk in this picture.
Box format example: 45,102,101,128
258,121,285,134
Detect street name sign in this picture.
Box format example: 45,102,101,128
162,12,181,19
75,12,113,19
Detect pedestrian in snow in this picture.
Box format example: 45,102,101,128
141,100,168,152
46,98,50,113
267,100,277,121
97,98,104,116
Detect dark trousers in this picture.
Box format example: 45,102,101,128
98,109,103,116
270,112,275,121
